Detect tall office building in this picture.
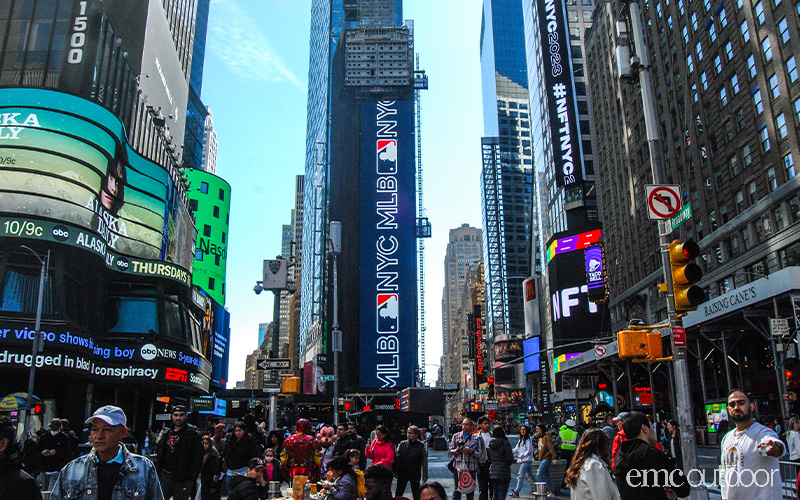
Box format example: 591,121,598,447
479,0,533,418
183,0,211,172
441,224,483,386
586,0,800,418
201,109,218,174
301,0,419,392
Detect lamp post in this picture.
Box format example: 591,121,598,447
20,246,49,441
329,221,342,426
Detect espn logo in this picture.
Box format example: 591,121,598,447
165,367,188,382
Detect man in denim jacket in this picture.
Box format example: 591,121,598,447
49,405,164,500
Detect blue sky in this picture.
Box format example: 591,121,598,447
201,0,486,387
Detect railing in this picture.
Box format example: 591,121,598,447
779,460,798,499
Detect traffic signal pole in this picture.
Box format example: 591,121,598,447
627,4,708,499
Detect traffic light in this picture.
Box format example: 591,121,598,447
31,403,46,415
488,378,495,399
473,402,480,411
337,398,353,411
785,357,800,393
668,239,708,311
617,330,663,360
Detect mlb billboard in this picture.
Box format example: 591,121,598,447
359,100,417,388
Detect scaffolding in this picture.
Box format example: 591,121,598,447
414,53,430,386
481,137,509,341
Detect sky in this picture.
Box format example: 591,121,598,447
200,0,487,387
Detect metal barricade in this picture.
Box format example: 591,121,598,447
779,460,799,499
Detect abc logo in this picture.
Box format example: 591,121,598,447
52,225,69,241
140,343,158,361
116,257,129,271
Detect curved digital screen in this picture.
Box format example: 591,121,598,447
0,88,195,272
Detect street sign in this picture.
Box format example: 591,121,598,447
155,414,171,421
672,326,687,347
257,358,291,370
319,375,335,381
594,344,607,357
262,387,281,393
475,389,488,395
665,202,692,233
484,399,498,410
646,184,682,220
770,318,790,337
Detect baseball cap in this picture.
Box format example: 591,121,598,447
85,405,127,427
48,419,61,429
565,419,576,427
249,458,266,469
613,412,629,422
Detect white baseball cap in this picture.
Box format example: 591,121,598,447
85,405,127,427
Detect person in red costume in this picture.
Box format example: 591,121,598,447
280,419,322,481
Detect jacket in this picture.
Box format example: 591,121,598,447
538,435,556,461
200,449,223,497
365,439,395,468
327,473,357,500
49,445,164,500
486,438,514,481
513,437,534,463
228,474,267,500
449,431,485,472
613,438,689,500
154,423,204,482
225,433,264,471
37,431,72,472
394,440,428,479
569,454,620,500
559,426,579,451
0,442,42,500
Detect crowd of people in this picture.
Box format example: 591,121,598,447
0,387,793,500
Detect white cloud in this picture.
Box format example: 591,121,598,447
207,0,302,88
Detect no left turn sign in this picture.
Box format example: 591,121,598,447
646,184,682,220
594,344,607,357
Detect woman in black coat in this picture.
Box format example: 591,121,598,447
225,423,264,474
200,436,224,500
665,420,682,470
486,426,515,500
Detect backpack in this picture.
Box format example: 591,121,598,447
355,469,366,498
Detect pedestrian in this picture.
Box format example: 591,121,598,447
535,425,556,498
363,464,394,500
664,420,682,470
785,417,800,462
475,417,493,500
212,424,228,458
321,455,358,500
395,425,428,500
449,418,484,500
37,418,72,491
60,419,80,460
262,448,283,483
49,405,164,500
600,415,616,453
486,426,514,500
720,389,786,500
346,423,367,470
610,413,628,469
265,429,283,456
365,425,394,469
613,411,689,500
346,449,362,470
0,415,41,500
280,419,322,482
564,428,620,500
420,482,447,500
200,436,223,500
559,419,579,463
225,422,264,484
154,405,204,500
510,424,535,497
227,458,267,500
21,428,44,479
332,424,352,458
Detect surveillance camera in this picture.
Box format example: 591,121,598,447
253,284,263,295
288,283,298,293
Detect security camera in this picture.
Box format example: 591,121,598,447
253,283,263,295
288,283,298,293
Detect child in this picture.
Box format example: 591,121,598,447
347,449,366,499
346,449,362,470
263,448,284,483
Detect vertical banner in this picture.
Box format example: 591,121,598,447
359,100,417,388
584,244,609,302
60,0,105,98
537,0,585,188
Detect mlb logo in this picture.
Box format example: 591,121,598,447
376,139,398,174
377,294,398,333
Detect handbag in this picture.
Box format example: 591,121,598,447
457,469,477,494
447,457,457,474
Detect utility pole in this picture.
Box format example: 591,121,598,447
21,247,48,442
625,4,708,499
330,221,342,426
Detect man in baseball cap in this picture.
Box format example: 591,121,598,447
49,405,164,500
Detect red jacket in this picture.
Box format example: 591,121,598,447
611,430,626,469
366,439,395,468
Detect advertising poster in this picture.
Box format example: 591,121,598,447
522,337,540,374
705,403,728,432
0,88,195,271
359,100,417,388
203,296,230,389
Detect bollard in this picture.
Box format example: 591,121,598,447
532,482,548,500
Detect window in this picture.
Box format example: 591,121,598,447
755,2,765,24
726,42,734,60
741,20,750,42
683,26,689,43
710,24,717,42
195,249,203,261
731,74,740,93
568,10,578,22
738,108,747,130
715,55,723,73
692,13,698,30
692,83,698,102
737,0,743,7
785,153,796,178
779,18,790,44
767,167,778,190
725,120,735,140
795,97,800,122
736,190,746,210
200,182,209,194
720,7,728,26
213,205,220,218
762,37,772,61
721,87,729,105
219,189,225,201
777,113,788,138
775,207,786,231
731,155,741,175
704,0,711,9
688,55,694,72
702,72,708,89
760,126,771,151
203,224,211,237
570,27,580,39
749,180,758,202
788,57,799,82
679,0,685,13
792,196,800,222
754,89,764,113
748,54,757,78
583,10,592,21
743,144,753,165
770,74,780,98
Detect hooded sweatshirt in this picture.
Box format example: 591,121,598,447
613,438,689,500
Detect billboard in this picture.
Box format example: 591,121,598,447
523,336,541,374
0,88,196,272
547,228,610,350
359,100,417,388
536,0,584,188
202,295,230,389
584,244,609,302
0,319,211,391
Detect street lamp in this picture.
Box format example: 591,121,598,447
329,221,342,426
20,245,49,441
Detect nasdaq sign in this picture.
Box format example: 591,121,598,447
360,100,417,388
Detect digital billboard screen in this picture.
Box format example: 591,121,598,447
523,336,540,374
0,88,196,273
359,100,417,389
